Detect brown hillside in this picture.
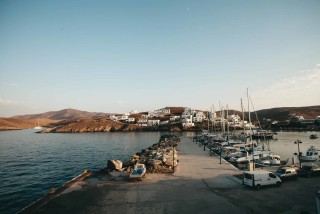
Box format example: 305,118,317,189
0,118,60,130
51,119,124,133
11,108,109,120
254,106,320,121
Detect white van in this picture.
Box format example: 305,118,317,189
243,170,282,190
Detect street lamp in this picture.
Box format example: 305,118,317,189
294,140,303,169
316,189,320,214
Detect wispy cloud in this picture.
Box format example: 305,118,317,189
114,100,125,107
7,83,19,88
252,64,320,109
0,98,20,105
0,98,38,117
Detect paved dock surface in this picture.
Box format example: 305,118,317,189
32,137,320,214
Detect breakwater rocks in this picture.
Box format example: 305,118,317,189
105,135,181,180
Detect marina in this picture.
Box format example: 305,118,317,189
19,134,320,214
1,130,320,214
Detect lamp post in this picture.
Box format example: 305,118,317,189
316,189,320,214
294,140,303,169
220,146,222,164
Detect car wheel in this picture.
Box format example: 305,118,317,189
276,181,281,187
256,184,262,190
307,172,312,178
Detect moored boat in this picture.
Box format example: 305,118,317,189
309,134,318,139
300,146,319,162
130,163,146,180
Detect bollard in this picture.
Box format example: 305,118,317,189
292,157,295,165
204,145,206,151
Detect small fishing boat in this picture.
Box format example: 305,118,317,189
255,153,282,166
300,146,319,162
130,163,146,180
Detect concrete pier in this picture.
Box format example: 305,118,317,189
30,137,319,214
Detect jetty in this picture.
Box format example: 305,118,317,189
22,137,319,214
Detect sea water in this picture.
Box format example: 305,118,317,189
0,130,319,214
0,130,180,214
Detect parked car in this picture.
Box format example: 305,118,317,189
243,170,282,190
297,164,320,178
275,167,298,181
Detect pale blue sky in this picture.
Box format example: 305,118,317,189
1,0,320,117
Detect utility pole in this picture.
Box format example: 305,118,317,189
294,140,302,169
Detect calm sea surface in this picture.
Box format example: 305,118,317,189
0,130,319,214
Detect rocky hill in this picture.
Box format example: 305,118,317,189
11,108,109,120
0,118,60,131
254,105,320,121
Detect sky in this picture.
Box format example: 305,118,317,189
0,0,320,117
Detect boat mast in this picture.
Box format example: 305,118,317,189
247,88,254,171
212,105,216,133
226,104,230,138
241,98,245,136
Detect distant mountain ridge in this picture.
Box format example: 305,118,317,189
11,108,109,120
9,105,320,121
255,105,320,121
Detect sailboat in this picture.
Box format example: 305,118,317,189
34,122,42,130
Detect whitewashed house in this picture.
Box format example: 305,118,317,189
138,119,148,126
160,120,169,125
181,108,193,119
148,111,159,118
109,115,117,121
154,108,171,115
126,118,135,123
148,119,160,126
193,111,206,123
170,115,181,122
227,114,241,124
182,115,194,127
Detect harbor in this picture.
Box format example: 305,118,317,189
22,135,320,214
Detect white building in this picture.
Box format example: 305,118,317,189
193,111,206,122
138,119,148,126
227,114,241,124
170,115,181,122
182,115,194,127
154,108,171,115
126,118,135,123
148,119,160,126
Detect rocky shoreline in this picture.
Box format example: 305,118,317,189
96,135,181,182
18,135,181,213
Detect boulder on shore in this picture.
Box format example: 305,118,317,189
107,160,123,171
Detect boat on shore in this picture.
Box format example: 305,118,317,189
130,163,146,180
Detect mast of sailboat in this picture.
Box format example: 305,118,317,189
241,98,245,137
226,104,230,138
207,109,209,133
247,88,254,171
212,105,216,133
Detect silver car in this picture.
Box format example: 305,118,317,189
275,167,298,181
